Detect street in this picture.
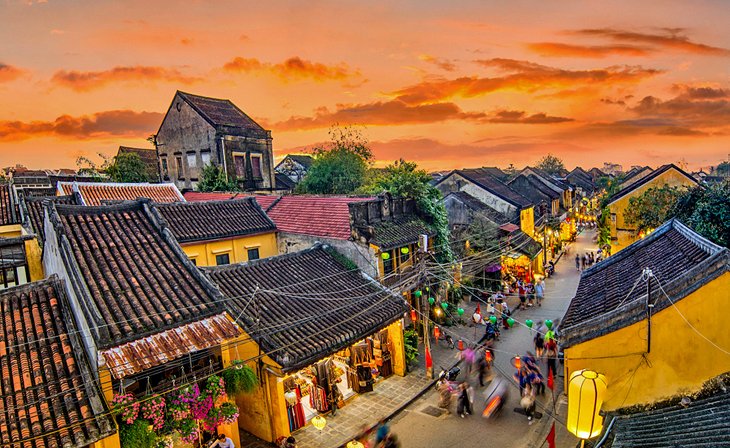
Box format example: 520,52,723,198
389,229,597,448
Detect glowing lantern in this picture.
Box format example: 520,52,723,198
545,319,553,329
401,247,410,254
433,326,440,339
489,315,497,325
410,308,417,322
485,351,492,362
525,319,533,328
441,302,449,311
414,290,422,298
428,297,436,305
511,356,521,369
347,442,365,448
311,415,327,430
567,370,607,440
507,317,515,327
457,308,465,316
458,339,464,351
381,252,390,260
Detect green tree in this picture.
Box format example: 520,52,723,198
624,185,685,232
363,159,453,262
197,164,239,192
106,152,151,183
536,153,565,176
296,126,371,194
671,183,730,247
75,154,108,181
714,161,730,177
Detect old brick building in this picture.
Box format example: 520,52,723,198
156,91,275,191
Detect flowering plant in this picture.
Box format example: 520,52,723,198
155,435,174,448
141,395,166,431
205,375,226,401
178,418,200,444
167,387,195,421
190,393,214,421
111,393,139,425
219,401,240,425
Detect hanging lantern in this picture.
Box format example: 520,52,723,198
414,290,422,298
489,315,497,324
457,308,465,316
511,356,521,370
485,351,492,362
347,442,365,448
441,302,449,311
401,247,410,255
567,370,608,440
507,317,515,327
433,326,440,339
428,297,435,305
410,308,417,322
525,319,533,328
381,252,390,260
545,319,553,330
311,415,327,430
458,339,465,351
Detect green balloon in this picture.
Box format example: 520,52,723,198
428,297,435,305
414,290,422,298
457,308,465,316
525,319,533,328
545,319,553,330
489,315,497,324
507,317,515,327
441,302,449,310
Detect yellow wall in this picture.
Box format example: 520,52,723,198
387,320,407,377
182,232,277,267
95,366,121,448
24,238,44,281
564,272,730,411
519,207,535,238
0,224,21,238
608,169,697,252
375,242,420,279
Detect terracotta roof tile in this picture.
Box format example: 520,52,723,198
0,277,115,448
453,169,532,209
0,184,19,226
177,91,267,136
369,217,433,250
266,196,373,240
154,198,276,243
58,182,184,206
21,194,78,244
183,192,280,210
206,245,408,372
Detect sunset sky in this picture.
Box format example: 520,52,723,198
1,0,729,172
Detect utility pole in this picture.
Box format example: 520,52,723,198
419,233,433,379
645,268,654,353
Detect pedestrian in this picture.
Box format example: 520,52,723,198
375,419,390,445
534,331,544,357
518,280,527,310
456,382,472,418
589,252,595,265
383,434,401,448
545,335,558,379
581,254,587,270
497,298,509,329
477,352,488,387
520,384,537,424
209,434,235,448
527,282,535,307
437,379,452,411
535,278,545,307
575,254,580,271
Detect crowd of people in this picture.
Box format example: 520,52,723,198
575,248,604,271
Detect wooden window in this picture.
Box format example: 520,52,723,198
383,251,394,275
215,253,230,266
247,248,260,261
201,151,211,166
251,155,262,178
234,155,246,178
399,246,410,264
0,244,30,290
176,156,184,179
160,158,168,176
186,153,197,168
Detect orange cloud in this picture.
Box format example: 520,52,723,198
527,42,652,58
51,66,202,91
0,110,163,141
0,63,25,83
419,55,457,71
223,56,361,82
572,28,730,56
390,59,661,105
488,110,573,124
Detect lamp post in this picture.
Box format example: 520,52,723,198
567,370,608,447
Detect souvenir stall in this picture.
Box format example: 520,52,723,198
281,328,395,432
501,253,533,284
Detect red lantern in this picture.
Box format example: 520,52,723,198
485,351,492,362
511,356,521,370
458,339,464,351
410,308,417,322
434,326,440,340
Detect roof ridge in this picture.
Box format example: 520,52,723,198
204,243,327,273
607,163,698,206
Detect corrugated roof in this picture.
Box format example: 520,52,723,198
265,195,373,240
0,277,115,447
154,198,276,243
206,245,408,372
58,181,185,206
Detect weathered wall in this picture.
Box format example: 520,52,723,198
564,271,730,411
278,232,378,279
520,207,535,238
436,173,518,217
222,134,275,191
180,232,278,267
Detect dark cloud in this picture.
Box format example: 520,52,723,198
631,94,730,127
0,110,163,141
488,110,573,124
0,63,26,83
527,42,652,58
52,66,201,91
571,28,730,56
223,56,361,82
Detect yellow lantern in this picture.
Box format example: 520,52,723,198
347,442,365,448
567,370,607,441
311,415,327,430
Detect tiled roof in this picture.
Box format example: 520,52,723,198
567,168,595,192
0,277,115,447
522,166,571,191
58,181,185,206
283,154,314,168
508,174,561,207
49,200,226,348
609,375,730,447
206,245,408,372
444,191,514,225
154,198,276,243
266,195,373,240
275,173,297,190
501,229,542,259
21,194,78,244
478,166,508,181
606,164,698,206
177,91,267,135
183,191,281,210
589,167,607,178
369,216,433,250
453,169,532,209
0,184,19,226
560,219,729,347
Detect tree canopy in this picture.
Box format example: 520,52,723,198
536,154,565,175
624,185,685,231
296,126,371,194
197,163,239,192
106,152,153,183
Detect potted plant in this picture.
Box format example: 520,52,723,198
222,360,259,395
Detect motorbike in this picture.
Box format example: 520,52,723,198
438,365,461,382
482,377,509,419
545,262,555,277
436,331,455,349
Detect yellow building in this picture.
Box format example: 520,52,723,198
208,244,409,444
605,164,698,252
153,198,278,266
0,184,44,289
560,219,729,411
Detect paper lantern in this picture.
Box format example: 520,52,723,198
401,247,410,254
311,415,327,430
545,319,553,329
507,317,515,327
489,315,497,324
433,326,440,339
441,302,449,310
428,297,435,305
567,370,607,440
458,339,464,351
414,290,422,298
485,351,492,362
525,319,533,328
381,252,390,260
457,308,465,316
410,309,417,322
347,442,365,448
511,356,521,370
